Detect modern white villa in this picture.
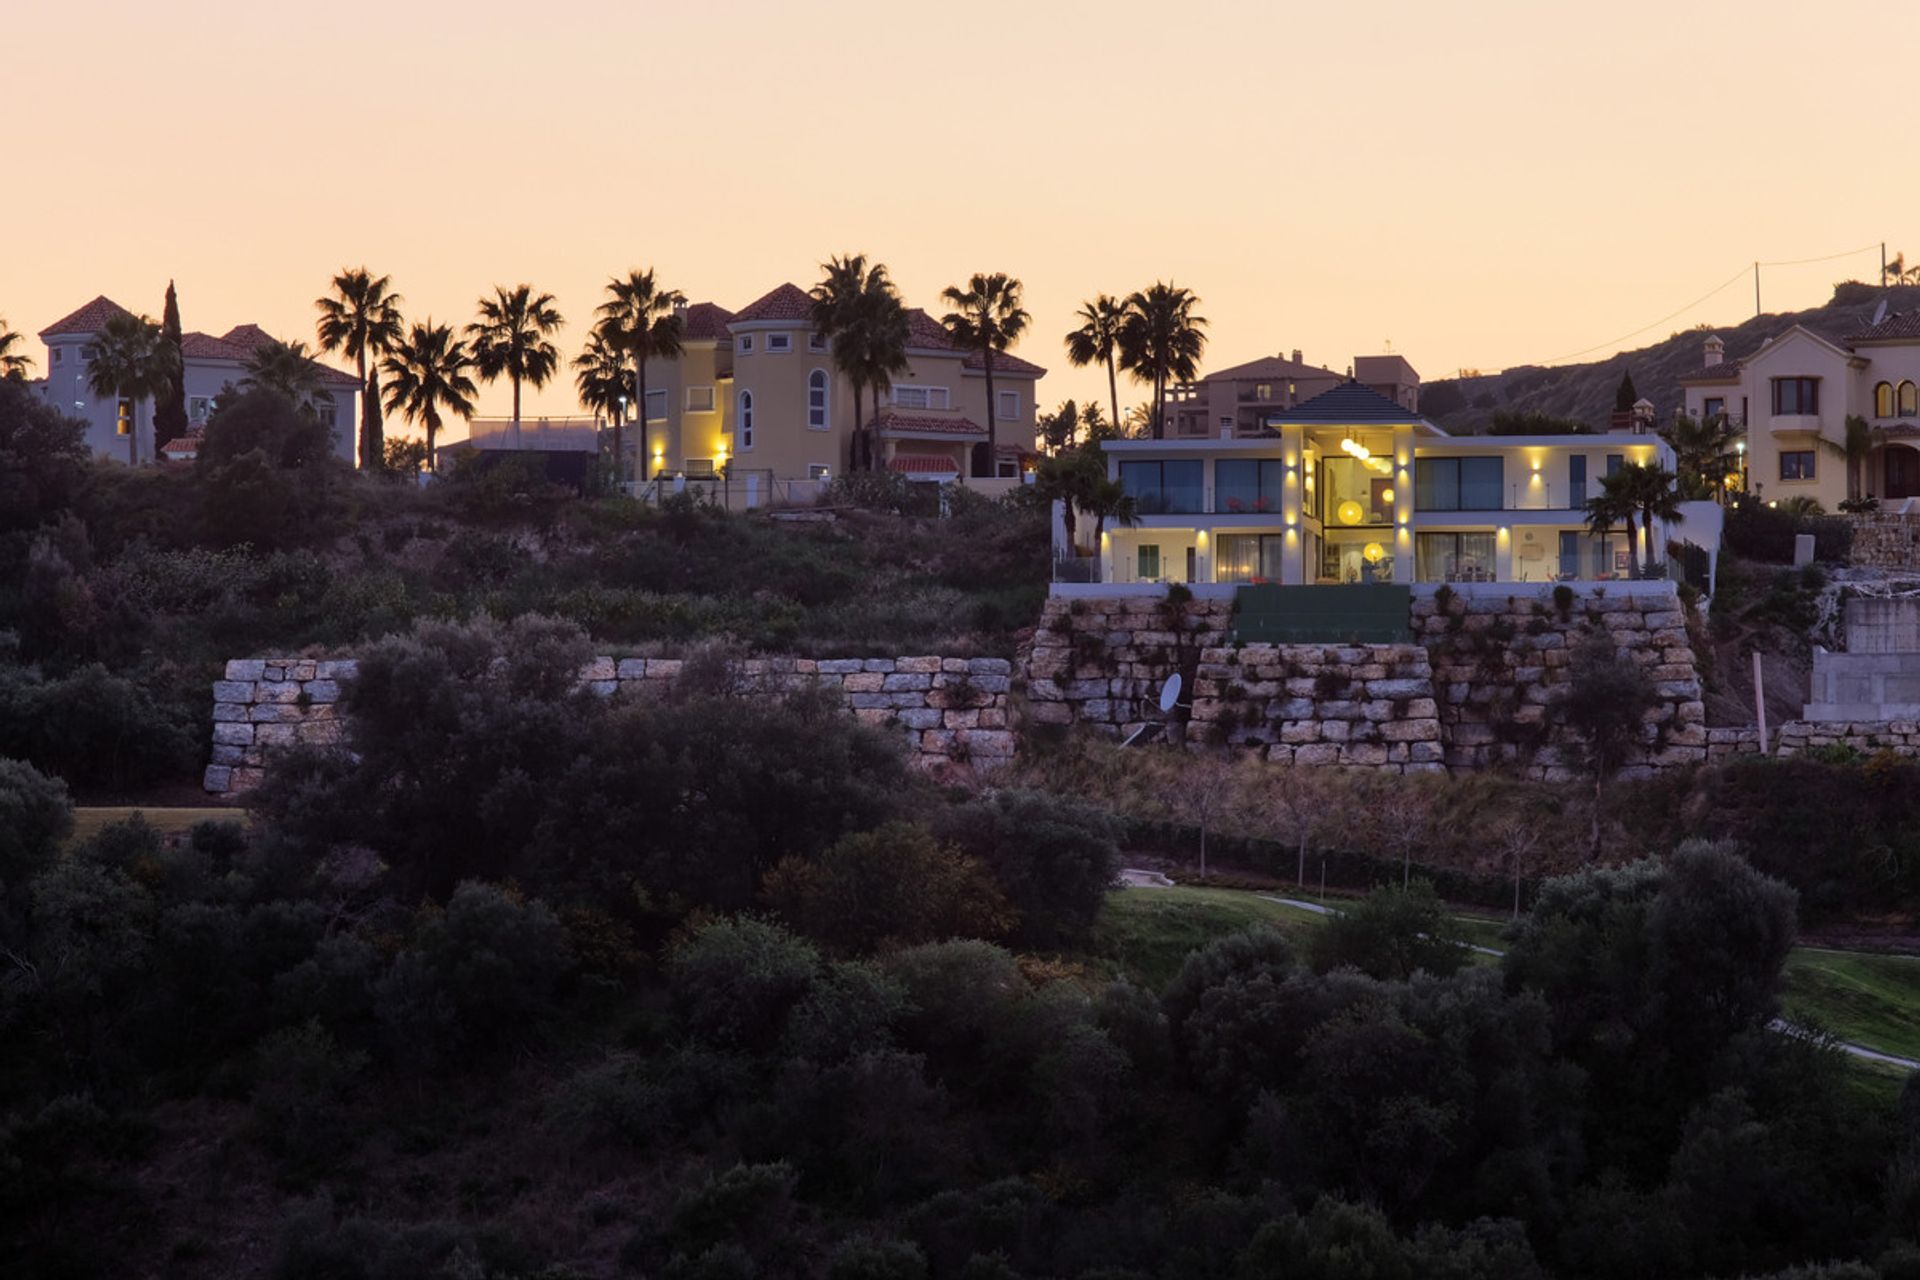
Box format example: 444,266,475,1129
1059,382,1678,589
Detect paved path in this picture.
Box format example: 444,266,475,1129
1122,877,1917,1071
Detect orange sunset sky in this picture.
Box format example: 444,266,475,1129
6,0,1920,431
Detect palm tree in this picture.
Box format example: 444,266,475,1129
1118,283,1207,440
1659,412,1742,501
1583,470,1638,578
1084,475,1140,561
0,317,33,380
572,331,631,438
940,272,1030,477
1031,447,1106,551
466,284,564,449
1622,462,1685,570
84,312,167,465
1065,294,1126,433
593,269,685,488
245,338,327,411
380,321,476,473
315,268,405,469
1820,414,1885,504
810,254,907,472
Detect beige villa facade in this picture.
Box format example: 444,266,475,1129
1067,382,1674,588
628,283,1045,492
1680,312,1920,510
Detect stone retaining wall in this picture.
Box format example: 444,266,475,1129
1191,643,1444,772
1775,719,1920,756
1027,583,1710,777
205,654,1014,795
1847,513,1920,569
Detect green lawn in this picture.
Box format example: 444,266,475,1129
1096,884,1919,1071
1783,949,1920,1063
68,806,245,847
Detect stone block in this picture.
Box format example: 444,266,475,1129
849,692,892,709
1654,680,1702,700
863,658,897,673
882,673,932,692
852,708,897,728
213,701,250,723
212,680,256,704
1293,743,1341,766
297,721,344,745
1381,719,1441,743
202,764,232,793
249,703,304,723
321,659,360,681
1409,740,1446,763
255,723,298,747
1643,610,1685,630
305,680,341,704
896,708,945,731
957,729,1016,758
289,661,318,682
943,710,981,730
1279,721,1321,744
1341,742,1390,766
256,681,303,704
889,692,929,709
615,658,648,679
587,680,619,697
978,707,1009,729
263,664,286,682
213,722,255,746
898,655,943,674
225,659,266,682
817,658,865,674
920,729,957,754
844,672,885,693
211,744,246,765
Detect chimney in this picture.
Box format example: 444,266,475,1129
1703,335,1724,368
673,300,689,319
1291,348,1302,365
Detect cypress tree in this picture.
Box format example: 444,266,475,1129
364,366,385,469
1614,369,1638,414
154,280,189,446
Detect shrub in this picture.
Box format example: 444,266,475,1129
667,1162,798,1257
250,1021,367,1173
373,881,574,1068
0,379,89,533
1310,881,1468,981
0,662,198,790
0,757,72,891
668,916,823,1053
761,822,1015,955
934,791,1121,947
827,1237,929,1280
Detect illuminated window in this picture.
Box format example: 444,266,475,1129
1876,382,1896,417
807,369,829,430
1902,381,1919,416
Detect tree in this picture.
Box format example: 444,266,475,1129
812,255,908,472
941,272,1030,477
1037,399,1082,453
1083,474,1139,551
466,284,564,448
0,316,34,380
379,321,476,471
243,338,327,414
1262,764,1329,889
83,312,166,465
315,267,405,469
1820,414,1884,504
1117,282,1207,440
1065,294,1127,434
1156,751,1243,880
1660,411,1742,501
572,329,630,443
594,269,685,488
1584,469,1639,576
1619,461,1685,570
0,379,88,529
1554,631,1657,856
762,822,1015,955
934,790,1121,947
0,757,72,893
1030,447,1105,552
153,280,188,448
1310,881,1467,980
1614,369,1638,414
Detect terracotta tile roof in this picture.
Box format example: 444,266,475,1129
903,308,1045,376
872,412,986,438
179,331,251,361
681,302,734,340
1204,352,1341,382
730,283,814,324
888,453,962,475
219,323,276,352
1678,361,1742,383
217,323,361,389
1846,311,1920,343
40,294,135,338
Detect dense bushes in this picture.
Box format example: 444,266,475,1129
1725,496,1854,563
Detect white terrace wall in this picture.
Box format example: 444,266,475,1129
204,654,1014,795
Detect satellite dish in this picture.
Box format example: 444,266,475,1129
1873,299,1890,326
1158,673,1183,714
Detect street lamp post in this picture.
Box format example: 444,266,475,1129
618,395,631,492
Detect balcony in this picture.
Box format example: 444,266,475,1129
1770,413,1824,436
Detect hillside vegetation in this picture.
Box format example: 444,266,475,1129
1429,282,1920,432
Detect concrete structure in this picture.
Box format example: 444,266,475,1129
30,295,361,465
1805,596,1920,720
1162,349,1419,439
1071,381,1674,587
1680,311,1920,510
627,283,1045,492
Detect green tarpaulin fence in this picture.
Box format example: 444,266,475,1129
1229,584,1413,644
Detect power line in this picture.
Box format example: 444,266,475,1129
1490,242,1882,373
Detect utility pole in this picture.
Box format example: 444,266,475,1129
1754,261,1761,317
1883,242,1888,286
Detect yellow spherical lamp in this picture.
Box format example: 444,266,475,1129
1380,487,1395,504
1362,542,1386,565
1336,499,1365,526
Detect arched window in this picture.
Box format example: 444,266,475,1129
1876,382,1896,417
807,369,829,430
1902,381,1919,417
738,389,755,450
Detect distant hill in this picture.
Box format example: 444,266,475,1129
1424,281,1920,433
